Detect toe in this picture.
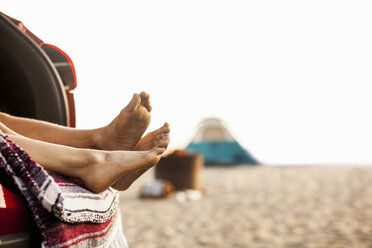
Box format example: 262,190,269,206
140,91,150,104
127,93,141,111
152,125,169,137
140,91,152,112
162,123,170,133
147,104,152,112
158,136,170,149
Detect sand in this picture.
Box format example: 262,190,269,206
119,166,372,248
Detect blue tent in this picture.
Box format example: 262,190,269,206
186,118,258,165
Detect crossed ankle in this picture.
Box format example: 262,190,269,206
89,127,108,150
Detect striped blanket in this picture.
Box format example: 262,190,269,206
0,132,128,248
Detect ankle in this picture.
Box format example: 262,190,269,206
90,127,107,150
69,148,105,178
86,149,106,166
76,150,108,193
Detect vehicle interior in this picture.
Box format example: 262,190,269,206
0,12,76,247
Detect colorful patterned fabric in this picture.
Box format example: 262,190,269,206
0,132,128,248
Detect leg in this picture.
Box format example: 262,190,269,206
0,91,152,150
1,122,169,194
1,91,170,191
111,127,170,190
0,112,99,148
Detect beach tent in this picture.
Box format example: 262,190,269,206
186,118,258,165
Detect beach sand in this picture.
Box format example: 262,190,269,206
119,166,372,248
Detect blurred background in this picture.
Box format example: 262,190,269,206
2,0,372,165
2,1,372,247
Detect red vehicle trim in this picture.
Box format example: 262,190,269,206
2,12,44,46
44,43,77,91
66,92,76,128
0,185,28,236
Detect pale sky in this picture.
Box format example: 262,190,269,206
2,1,372,165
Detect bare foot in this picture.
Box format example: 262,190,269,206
111,133,170,191
106,123,170,191
134,122,170,151
97,91,152,151
82,140,168,194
